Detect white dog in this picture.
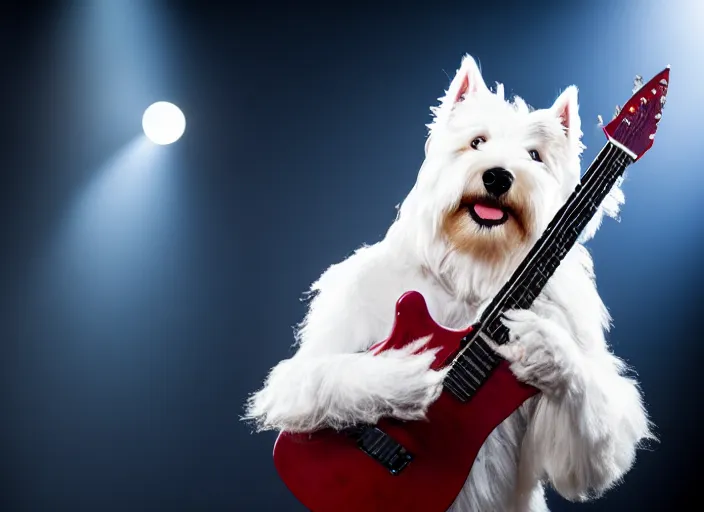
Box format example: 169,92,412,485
244,55,653,512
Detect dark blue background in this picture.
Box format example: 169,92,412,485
1,1,701,510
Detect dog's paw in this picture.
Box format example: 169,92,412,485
488,309,583,397
377,336,448,421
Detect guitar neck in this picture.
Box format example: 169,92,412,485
442,66,669,404
477,141,633,343
443,141,634,402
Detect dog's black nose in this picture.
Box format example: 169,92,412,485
482,168,514,197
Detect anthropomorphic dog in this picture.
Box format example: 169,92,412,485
245,54,652,512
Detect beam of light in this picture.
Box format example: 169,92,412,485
47,136,179,313
36,0,188,310
142,101,186,145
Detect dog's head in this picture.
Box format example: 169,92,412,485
392,55,586,296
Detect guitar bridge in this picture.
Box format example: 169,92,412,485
353,426,413,475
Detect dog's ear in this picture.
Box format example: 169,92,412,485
426,55,491,146
448,54,490,104
551,85,583,149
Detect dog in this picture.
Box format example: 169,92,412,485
244,55,653,511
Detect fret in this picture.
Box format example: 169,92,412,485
439,67,670,406
455,353,485,382
485,320,508,344
445,141,634,402
453,359,481,389
481,143,631,325
460,347,486,377
444,372,472,402
445,334,502,402
463,357,486,380
465,342,493,373
471,337,500,367
516,154,630,304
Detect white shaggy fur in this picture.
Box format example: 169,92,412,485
244,55,652,511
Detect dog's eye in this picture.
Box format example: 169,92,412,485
470,136,486,150
528,149,542,162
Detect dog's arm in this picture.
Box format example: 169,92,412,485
243,246,444,434
523,341,652,501
516,247,653,501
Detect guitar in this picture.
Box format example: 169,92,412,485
272,67,670,512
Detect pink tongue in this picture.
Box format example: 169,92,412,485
473,203,505,220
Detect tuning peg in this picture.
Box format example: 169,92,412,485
660,95,667,108
597,114,604,126
613,105,621,119
655,113,662,120
660,66,670,86
632,74,644,94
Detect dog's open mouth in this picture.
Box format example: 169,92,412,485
467,199,510,228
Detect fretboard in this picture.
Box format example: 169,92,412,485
443,141,634,402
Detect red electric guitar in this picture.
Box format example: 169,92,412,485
273,67,671,512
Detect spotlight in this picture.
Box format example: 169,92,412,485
142,101,186,145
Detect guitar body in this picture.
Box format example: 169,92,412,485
273,291,539,512
267,67,671,512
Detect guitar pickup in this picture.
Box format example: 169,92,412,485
355,426,414,475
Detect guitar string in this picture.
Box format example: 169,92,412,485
457,145,632,394
445,143,624,397
446,142,624,385
492,97,655,330
470,78,663,340
488,151,629,335
478,143,620,331
488,147,627,331
444,145,623,398
449,83,664,395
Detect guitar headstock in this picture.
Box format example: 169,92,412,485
603,66,670,161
